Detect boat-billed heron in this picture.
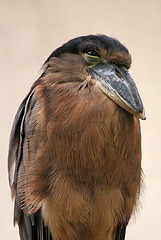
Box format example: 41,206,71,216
8,34,145,240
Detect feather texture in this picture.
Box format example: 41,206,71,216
8,35,143,240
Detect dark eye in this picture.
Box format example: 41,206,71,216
85,50,100,57
84,49,101,64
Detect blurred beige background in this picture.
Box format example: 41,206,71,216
0,0,160,239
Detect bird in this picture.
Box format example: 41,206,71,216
8,34,145,240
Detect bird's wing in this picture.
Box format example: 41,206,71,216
115,223,127,240
8,88,52,240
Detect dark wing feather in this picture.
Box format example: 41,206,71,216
8,88,52,240
115,223,127,240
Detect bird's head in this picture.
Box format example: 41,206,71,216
42,34,145,120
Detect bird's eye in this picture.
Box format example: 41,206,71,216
85,50,100,57
84,50,101,64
